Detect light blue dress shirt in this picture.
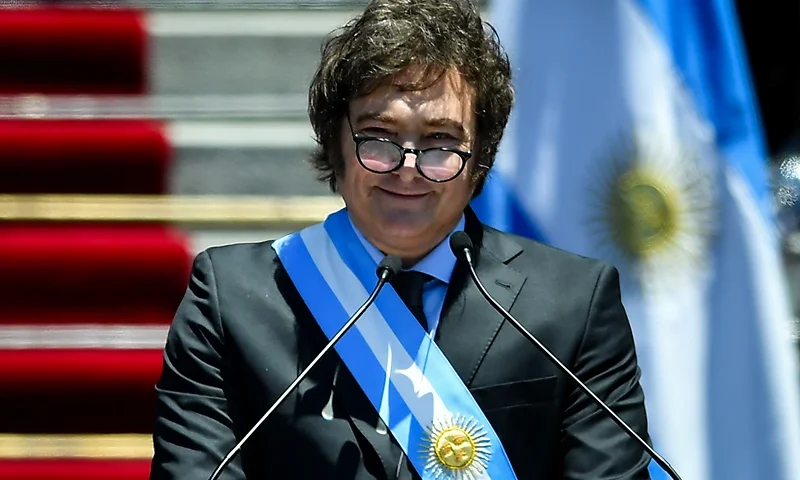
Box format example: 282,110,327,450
348,213,466,338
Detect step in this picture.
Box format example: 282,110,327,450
0,7,358,97
147,6,489,95
0,194,343,254
0,101,326,194
0,4,490,100
0,346,164,393
0,434,151,479
0,346,164,433
173,146,328,196
147,9,371,96
151,25,332,96
0,434,151,458
0,116,328,198
0,8,147,95
0,194,341,225
0,459,151,480
0,120,170,195
0,93,308,120
168,119,327,196
0,225,191,324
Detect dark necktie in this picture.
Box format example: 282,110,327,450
391,271,431,332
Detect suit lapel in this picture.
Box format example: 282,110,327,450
435,208,527,386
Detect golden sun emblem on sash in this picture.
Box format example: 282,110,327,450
420,414,491,479
588,133,717,277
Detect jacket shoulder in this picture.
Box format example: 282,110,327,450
203,239,277,262
194,240,282,284
486,226,612,277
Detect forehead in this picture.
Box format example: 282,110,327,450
350,68,475,124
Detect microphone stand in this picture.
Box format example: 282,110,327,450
207,256,401,480
454,238,682,480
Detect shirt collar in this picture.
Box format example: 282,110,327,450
348,212,465,285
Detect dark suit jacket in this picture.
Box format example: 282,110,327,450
150,210,652,479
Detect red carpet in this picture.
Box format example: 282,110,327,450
0,225,191,324
0,6,185,476
0,2,197,474
0,391,159,434
1,309,180,328
0,350,163,391
0,120,170,194
0,350,163,433
0,226,189,434
0,460,151,480
0,9,147,94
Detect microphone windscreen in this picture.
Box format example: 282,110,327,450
449,231,474,262
377,255,403,279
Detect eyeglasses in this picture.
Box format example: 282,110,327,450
347,114,472,183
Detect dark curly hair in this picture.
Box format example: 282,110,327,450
307,0,513,197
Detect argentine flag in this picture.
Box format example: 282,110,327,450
473,1,800,479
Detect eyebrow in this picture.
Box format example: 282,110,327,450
354,111,398,126
425,117,468,138
354,111,468,138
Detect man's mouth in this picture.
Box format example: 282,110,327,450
378,187,430,199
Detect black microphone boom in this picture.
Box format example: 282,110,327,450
448,232,682,480
207,254,403,480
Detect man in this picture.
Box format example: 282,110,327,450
150,1,652,479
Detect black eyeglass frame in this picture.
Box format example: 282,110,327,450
346,113,473,183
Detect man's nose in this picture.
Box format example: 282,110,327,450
400,151,419,169
395,151,422,181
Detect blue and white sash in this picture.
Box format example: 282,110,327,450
272,209,518,480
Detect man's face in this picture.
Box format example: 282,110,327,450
338,68,477,264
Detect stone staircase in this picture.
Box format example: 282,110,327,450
0,1,374,478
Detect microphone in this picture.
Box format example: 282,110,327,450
449,232,682,480
207,254,403,480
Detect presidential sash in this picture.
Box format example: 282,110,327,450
272,209,518,480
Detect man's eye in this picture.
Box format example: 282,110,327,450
362,127,395,138
428,132,458,141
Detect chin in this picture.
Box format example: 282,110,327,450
374,216,431,237
374,205,434,225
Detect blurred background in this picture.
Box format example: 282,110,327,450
0,0,797,479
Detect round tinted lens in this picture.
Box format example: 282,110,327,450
418,150,464,181
357,140,401,172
